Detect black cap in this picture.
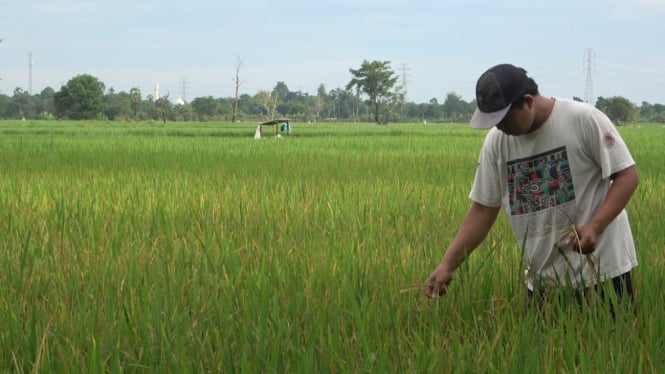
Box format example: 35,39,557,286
470,64,531,129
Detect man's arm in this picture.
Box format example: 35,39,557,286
424,202,501,298
570,165,639,253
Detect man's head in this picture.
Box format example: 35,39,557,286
470,64,539,130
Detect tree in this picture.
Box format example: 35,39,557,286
426,98,443,120
652,103,665,123
640,101,654,121
273,82,290,101
255,90,278,119
130,87,142,119
103,88,132,120
54,74,105,120
595,96,636,124
36,87,56,118
237,93,259,118
231,56,243,123
11,87,34,119
325,87,354,120
155,95,172,123
346,60,398,123
173,102,193,121
0,94,10,118
314,84,327,122
191,96,221,121
442,92,472,122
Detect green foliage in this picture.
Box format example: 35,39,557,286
191,96,223,121
54,74,106,120
347,60,400,123
0,121,663,371
596,96,637,124
102,89,132,120
442,92,475,122
639,101,665,123
3,66,665,123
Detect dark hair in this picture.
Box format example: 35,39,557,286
510,78,539,109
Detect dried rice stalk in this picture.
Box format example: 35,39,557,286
555,208,598,287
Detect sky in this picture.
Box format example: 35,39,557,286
1,0,665,105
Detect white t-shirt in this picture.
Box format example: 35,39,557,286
470,98,638,290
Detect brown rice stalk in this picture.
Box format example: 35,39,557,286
555,209,598,288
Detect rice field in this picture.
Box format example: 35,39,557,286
0,120,663,372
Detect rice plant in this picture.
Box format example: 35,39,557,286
0,120,663,372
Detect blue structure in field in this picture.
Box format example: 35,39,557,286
279,121,291,136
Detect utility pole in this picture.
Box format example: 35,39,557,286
583,48,595,106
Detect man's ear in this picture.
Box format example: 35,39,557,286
523,95,535,109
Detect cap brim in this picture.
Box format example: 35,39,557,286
470,104,511,129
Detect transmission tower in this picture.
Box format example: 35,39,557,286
0,39,3,83
400,63,410,101
180,78,190,103
583,48,595,105
28,51,33,95
399,63,410,120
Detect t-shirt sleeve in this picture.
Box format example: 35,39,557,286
585,109,635,180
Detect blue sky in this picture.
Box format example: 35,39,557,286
1,0,664,105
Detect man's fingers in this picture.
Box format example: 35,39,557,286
424,282,448,299
581,243,596,254
425,271,452,299
571,232,596,254
425,288,445,299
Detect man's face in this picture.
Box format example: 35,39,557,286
496,96,535,136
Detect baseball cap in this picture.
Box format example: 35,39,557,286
470,64,531,129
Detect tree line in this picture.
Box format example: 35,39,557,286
1,60,664,124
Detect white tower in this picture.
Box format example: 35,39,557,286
155,83,160,100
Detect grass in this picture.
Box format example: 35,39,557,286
0,120,663,372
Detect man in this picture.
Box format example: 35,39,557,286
424,64,638,308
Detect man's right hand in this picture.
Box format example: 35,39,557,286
423,202,500,299
424,265,454,299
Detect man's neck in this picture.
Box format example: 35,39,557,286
529,96,555,133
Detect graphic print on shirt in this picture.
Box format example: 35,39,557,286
506,146,576,238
